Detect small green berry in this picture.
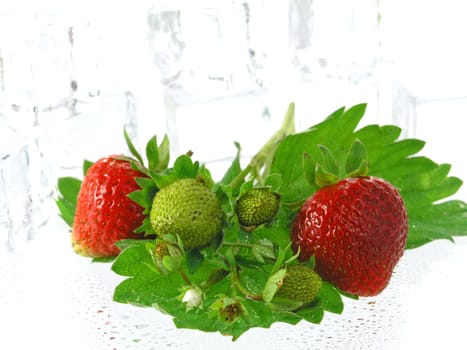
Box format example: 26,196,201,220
219,302,243,323
275,265,322,308
152,240,183,274
235,187,280,227
150,178,223,249
153,241,170,258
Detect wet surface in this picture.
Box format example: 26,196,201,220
2,214,467,350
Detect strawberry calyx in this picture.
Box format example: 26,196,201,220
123,127,170,176
124,127,221,238
305,139,369,189
121,127,171,236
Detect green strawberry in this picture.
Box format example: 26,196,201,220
235,187,280,227
149,178,223,249
275,265,322,308
152,239,183,274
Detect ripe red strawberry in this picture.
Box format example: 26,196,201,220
291,176,408,296
72,156,147,258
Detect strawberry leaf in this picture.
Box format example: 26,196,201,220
56,101,466,340
317,281,344,314
264,173,282,192
295,305,324,324
56,176,81,227
303,152,317,189
186,249,204,274
406,199,467,248
271,103,367,204
83,159,94,176
271,104,467,249
111,176,343,339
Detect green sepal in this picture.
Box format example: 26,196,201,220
344,139,369,177
150,170,177,189
317,281,344,314
124,127,144,166
220,142,243,188
146,136,160,171
315,163,340,188
312,140,369,187
148,154,216,194
303,255,316,270
161,255,184,274
318,144,339,176
262,268,287,303
127,177,158,212
134,218,155,235
238,180,254,198
156,135,170,171
146,134,170,173
127,176,158,236
269,244,289,277
174,154,198,178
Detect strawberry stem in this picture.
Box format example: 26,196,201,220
228,102,296,189
179,270,191,285
230,266,263,301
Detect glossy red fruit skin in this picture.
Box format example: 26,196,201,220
291,176,408,296
72,156,147,258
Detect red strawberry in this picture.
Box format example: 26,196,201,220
291,176,408,296
72,156,147,258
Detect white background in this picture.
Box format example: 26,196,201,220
1,1,467,349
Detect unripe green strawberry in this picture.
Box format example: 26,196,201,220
210,296,245,323
235,187,280,227
153,241,170,258
219,301,244,323
275,265,322,308
152,240,183,274
149,178,223,249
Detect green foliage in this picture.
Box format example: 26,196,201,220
56,176,82,227
56,102,467,340
271,103,466,248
